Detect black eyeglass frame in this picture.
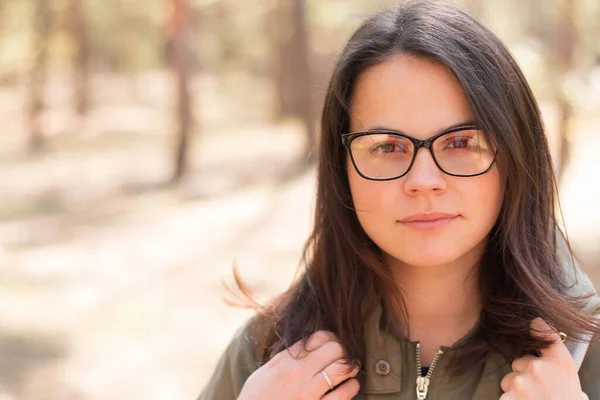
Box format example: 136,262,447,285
341,124,497,181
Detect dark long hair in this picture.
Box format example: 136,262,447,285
239,0,600,375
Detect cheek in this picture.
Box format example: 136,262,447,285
468,167,503,220
348,162,503,221
347,162,504,266
347,159,392,212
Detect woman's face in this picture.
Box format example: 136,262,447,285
347,54,503,269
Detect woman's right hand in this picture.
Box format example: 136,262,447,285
238,330,361,400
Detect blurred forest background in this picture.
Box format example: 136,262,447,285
0,0,599,399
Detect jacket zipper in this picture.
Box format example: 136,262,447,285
415,343,444,400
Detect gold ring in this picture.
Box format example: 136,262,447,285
559,332,567,343
320,369,334,390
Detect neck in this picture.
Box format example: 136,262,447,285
388,252,483,348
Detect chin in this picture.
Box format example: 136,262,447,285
385,245,470,269
391,254,459,269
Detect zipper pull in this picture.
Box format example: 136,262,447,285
415,345,444,400
416,375,430,399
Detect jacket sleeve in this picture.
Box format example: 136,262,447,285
579,336,600,399
197,319,261,400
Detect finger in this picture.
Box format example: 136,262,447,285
305,331,339,351
305,340,347,372
500,371,519,392
511,354,537,373
311,359,360,394
530,318,570,360
502,373,542,399
288,331,338,359
321,378,360,400
499,394,517,400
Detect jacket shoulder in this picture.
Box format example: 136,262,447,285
197,315,264,400
579,336,600,399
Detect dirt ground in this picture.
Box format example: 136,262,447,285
0,80,598,399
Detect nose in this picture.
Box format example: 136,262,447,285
403,148,447,195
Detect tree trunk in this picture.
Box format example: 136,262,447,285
28,0,51,151
270,0,315,162
290,0,316,163
169,0,194,183
69,0,90,117
555,0,575,183
270,0,296,119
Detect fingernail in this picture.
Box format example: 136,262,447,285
337,359,361,367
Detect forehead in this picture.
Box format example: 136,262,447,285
349,54,475,139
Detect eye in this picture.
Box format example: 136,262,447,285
439,130,484,151
367,135,411,155
352,134,413,157
372,142,405,153
448,137,470,149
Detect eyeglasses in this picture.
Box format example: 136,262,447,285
341,125,497,181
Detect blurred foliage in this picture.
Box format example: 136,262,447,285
0,0,598,113
87,0,165,72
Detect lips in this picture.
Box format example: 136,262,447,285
400,212,458,223
398,212,459,230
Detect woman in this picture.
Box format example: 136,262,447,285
199,1,600,399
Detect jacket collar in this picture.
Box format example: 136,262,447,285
361,301,403,394
359,238,600,394
360,300,483,395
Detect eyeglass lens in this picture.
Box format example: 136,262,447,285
349,128,494,179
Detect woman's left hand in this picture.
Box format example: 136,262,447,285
500,318,584,400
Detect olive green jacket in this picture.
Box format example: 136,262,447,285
199,263,600,400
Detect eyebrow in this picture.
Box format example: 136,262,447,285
367,120,479,136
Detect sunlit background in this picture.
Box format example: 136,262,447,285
0,0,599,399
